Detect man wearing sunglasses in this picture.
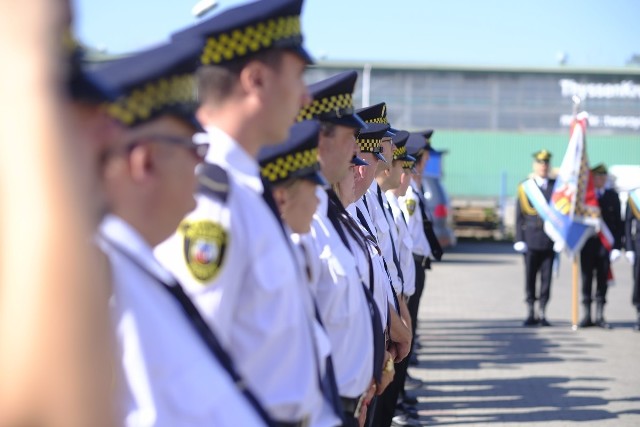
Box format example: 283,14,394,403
93,38,274,426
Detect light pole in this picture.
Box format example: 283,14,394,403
192,0,219,18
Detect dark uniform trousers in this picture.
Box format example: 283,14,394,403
580,237,610,305
625,198,640,310
524,249,554,306
633,254,640,310
408,256,427,343
580,189,623,306
516,180,556,308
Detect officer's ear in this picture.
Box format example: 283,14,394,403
238,59,268,96
271,185,288,212
128,143,156,182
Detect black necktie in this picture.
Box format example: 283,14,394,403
312,303,346,423
102,237,275,427
261,177,288,235
356,205,400,313
376,185,405,292
416,184,443,261
325,190,384,382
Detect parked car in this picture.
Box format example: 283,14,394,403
609,164,640,218
422,174,457,249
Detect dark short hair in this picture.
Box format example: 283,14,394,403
319,121,336,138
197,48,286,105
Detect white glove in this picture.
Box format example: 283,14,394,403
626,251,636,264
609,249,621,263
553,241,565,253
513,241,528,253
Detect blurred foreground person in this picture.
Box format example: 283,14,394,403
95,39,273,426
0,1,116,426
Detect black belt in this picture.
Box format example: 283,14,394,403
413,253,429,268
274,417,310,427
341,395,364,418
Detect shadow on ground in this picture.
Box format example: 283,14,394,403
443,241,516,256
408,319,640,425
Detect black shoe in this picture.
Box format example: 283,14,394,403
405,374,424,389
523,315,538,327
391,413,420,427
408,352,419,367
403,393,418,406
396,402,418,418
595,319,612,329
578,317,594,328
539,317,551,327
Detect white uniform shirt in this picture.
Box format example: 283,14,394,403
400,182,432,258
99,215,268,427
308,189,374,398
386,191,416,297
155,127,333,425
292,230,350,427
347,200,392,327
364,182,403,296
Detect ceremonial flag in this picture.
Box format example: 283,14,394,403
543,112,601,255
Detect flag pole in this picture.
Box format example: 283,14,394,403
572,255,579,329
571,95,581,331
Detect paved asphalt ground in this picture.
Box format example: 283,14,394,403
408,241,640,426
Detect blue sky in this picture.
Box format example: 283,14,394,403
75,0,640,67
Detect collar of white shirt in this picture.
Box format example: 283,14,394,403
99,214,175,284
534,176,548,190
204,125,263,193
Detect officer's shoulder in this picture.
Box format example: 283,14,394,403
197,163,230,203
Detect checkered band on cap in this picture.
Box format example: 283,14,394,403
402,159,415,169
296,93,353,122
365,116,389,125
200,15,301,65
358,138,382,153
261,147,319,183
393,145,407,160
106,74,196,126
361,103,388,124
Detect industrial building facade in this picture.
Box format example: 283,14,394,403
305,62,640,197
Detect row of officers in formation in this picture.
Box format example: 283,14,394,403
64,0,447,426
514,150,640,330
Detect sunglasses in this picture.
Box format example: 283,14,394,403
124,134,209,161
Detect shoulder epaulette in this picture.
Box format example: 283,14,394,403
630,194,640,220
518,182,538,216
197,163,229,203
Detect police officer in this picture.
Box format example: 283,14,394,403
384,131,417,306
514,149,556,326
297,72,385,426
354,103,413,427
624,187,640,331
94,39,274,426
381,132,423,427
579,164,623,328
154,1,344,426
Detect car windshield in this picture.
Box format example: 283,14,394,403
422,176,448,205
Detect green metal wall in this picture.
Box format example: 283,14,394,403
431,131,640,198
